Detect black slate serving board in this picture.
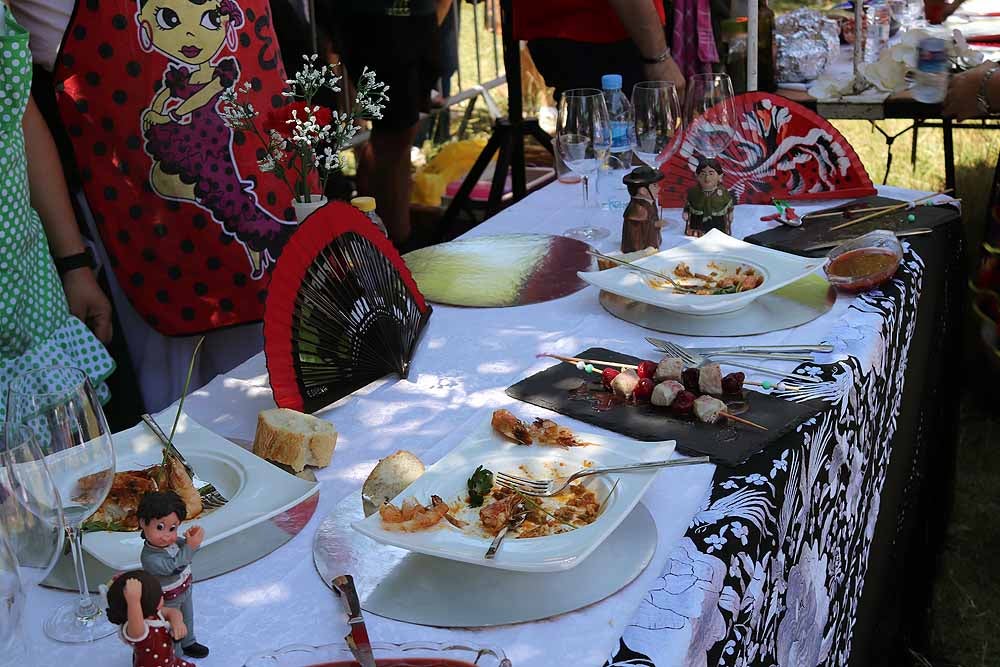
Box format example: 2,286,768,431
505,348,825,467
744,196,960,257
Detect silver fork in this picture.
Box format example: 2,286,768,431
650,340,823,384
484,510,529,559
495,456,712,497
646,338,833,356
140,414,229,510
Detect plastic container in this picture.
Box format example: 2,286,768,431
350,196,388,236
824,230,903,292
912,37,949,104
601,74,633,170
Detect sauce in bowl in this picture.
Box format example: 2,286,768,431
825,248,901,292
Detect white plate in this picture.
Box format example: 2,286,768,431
579,228,826,315
351,416,675,572
82,412,319,571
316,491,657,627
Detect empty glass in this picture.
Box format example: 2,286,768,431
683,73,738,161
6,367,117,642
557,88,612,240
631,81,683,170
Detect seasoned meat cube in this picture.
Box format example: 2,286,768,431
698,363,723,396
653,357,684,382
651,380,684,407
693,395,727,424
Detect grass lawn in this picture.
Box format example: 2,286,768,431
441,3,1000,666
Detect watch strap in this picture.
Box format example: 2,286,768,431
641,47,672,65
54,248,96,276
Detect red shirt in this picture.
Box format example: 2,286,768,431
512,0,666,44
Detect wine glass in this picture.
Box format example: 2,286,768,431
556,88,612,241
6,367,117,643
683,73,738,161
631,81,683,169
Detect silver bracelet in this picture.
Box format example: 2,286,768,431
641,47,673,65
977,63,1000,116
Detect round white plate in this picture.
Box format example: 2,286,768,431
599,273,836,336
314,491,657,627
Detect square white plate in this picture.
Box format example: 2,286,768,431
82,412,319,571
579,228,826,315
351,416,676,572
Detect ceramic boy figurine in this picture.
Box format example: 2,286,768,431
622,166,667,253
105,570,195,667
137,491,209,659
683,157,734,237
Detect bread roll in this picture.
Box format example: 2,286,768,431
361,450,425,517
252,408,338,472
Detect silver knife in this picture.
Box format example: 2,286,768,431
332,574,376,667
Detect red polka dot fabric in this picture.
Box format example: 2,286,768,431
658,92,876,209
54,0,294,335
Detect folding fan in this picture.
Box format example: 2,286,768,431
658,92,875,208
264,202,432,413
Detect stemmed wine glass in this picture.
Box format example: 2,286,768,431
631,81,683,170
556,88,612,241
683,73,737,162
6,367,117,642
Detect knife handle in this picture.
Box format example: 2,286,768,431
332,574,363,619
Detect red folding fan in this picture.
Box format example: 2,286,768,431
264,202,432,413
658,92,875,208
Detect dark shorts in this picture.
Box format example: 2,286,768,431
527,38,646,100
338,13,441,131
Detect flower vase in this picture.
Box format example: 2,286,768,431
293,195,328,223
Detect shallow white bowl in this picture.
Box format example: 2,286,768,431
82,412,318,571
579,228,826,315
352,415,676,572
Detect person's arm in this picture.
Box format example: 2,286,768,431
607,0,685,93
943,62,1000,120
22,95,113,343
435,0,452,25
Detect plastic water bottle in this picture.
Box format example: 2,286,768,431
601,74,633,171
912,37,949,104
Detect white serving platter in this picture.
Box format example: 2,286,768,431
351,415,675,572
81,412,318,571
579,228,826,315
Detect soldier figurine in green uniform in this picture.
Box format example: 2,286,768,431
622,166,667,253
683,157,735,237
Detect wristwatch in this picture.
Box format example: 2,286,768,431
54,248,96,277
977,63,1000,117
641,47,673,65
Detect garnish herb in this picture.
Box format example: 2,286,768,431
467,465,494,507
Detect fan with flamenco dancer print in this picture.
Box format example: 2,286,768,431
659,92,876,209
264,202,432,413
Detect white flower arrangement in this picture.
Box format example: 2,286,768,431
221,55,389,203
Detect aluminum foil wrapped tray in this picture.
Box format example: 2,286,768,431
776,8,840,83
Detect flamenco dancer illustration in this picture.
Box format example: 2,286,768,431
137,0,293,278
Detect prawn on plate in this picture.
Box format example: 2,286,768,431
491,409,592,447
491,409,532,444
379,495,455,532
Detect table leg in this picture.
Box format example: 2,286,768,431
943,118,956,195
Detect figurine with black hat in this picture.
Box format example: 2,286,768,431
622,166,667,253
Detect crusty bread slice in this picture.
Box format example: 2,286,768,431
361,450,425,517
252,408,338,472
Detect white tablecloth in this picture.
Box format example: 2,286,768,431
19,181,943,666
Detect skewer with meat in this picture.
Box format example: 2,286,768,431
651,380,684,407
653,357,684,382
693,395,727,424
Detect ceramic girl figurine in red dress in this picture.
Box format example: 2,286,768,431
105,570,195,667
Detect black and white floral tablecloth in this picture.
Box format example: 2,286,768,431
608,224,962,667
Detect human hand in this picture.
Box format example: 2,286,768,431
142,110,170,131
643,57,685,98
185,525,204,550
123,578,143,603
62,268,112,344
943,63,994,120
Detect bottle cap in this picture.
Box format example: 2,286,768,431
601,74,622,91
351,196,376,212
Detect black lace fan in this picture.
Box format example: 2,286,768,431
264,202,432,413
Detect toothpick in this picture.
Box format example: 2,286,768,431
829,190,953,232
803,203,900,221
720,412,768,431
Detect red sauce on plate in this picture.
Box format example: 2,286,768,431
826,248,900,292
309,661,478,667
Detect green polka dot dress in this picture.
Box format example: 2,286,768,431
0,12,113,421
